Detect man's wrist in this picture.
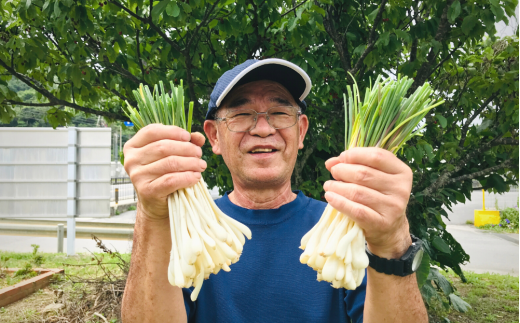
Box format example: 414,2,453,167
137,202,170,225
367,232,412,259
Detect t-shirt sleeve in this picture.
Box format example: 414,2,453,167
344,269,367,323
182,288,196,322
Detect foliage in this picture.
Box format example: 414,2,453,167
0,0,518,284
477,205,519,233
428,270,519,323
420,267,471,314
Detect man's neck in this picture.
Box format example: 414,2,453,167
228,181,297,209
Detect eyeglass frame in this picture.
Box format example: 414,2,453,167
214,106,302,133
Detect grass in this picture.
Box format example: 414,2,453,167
429,270,519,323
1,250,518,323
476,224,519,234
0,247,130,323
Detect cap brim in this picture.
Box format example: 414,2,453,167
216,58,312,108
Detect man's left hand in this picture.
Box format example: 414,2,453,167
323,147,413,259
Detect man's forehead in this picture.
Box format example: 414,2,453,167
222,80,295,107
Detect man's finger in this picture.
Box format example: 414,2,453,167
136,140,203,165
127,124,191,148
324,191,382,230
133,156,207,178
323,181,401,216
339,148,406,174
146,171,202,199
324,157,340,171
330,163,395,195
190,132,206,147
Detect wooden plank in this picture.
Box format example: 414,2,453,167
0,268,64,307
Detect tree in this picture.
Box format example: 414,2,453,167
0,0,518,277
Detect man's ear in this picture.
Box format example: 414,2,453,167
298,114,309,150
203,120,222,155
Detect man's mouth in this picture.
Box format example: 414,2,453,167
249,148,278,154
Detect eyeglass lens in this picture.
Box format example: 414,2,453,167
225,106,298,132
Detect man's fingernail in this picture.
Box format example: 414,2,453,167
199,159,207,169
196,147,203,157
182,131,190,141
323,181,331,190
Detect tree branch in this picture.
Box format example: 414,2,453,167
0,58,126,120
418,137,519,198
409,0,454,93
5,100,55,107
322,5,351,73
349,0,388,76
447,159,514,186
458,92,500,147
108,0,183,53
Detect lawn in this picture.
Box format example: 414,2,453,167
429,270,519,323
0,249,518,323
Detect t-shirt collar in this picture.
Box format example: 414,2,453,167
215,190,309,225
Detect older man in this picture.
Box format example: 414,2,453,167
121,59,428,323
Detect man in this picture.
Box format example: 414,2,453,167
121,59,428,322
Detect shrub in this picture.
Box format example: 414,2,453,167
500,207,519,231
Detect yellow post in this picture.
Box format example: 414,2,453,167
474,188,499,227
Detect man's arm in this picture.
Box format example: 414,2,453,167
324,148,428,323
120,125,207,322
121,206,187,323
363,229,427,322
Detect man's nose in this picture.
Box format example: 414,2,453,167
249,114,276,137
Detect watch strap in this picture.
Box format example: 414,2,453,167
365,235,420,277
365,249,408,277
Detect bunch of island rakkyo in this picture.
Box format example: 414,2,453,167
125,75,443,300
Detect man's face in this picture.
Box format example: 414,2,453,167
204,80,309,189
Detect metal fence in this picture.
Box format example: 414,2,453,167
111,177,136,203
0,127,111,218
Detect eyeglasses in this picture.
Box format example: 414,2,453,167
215,106,301,133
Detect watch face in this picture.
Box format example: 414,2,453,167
412,249,424,272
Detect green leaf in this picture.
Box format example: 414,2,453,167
180,2,191,13
367,8,378,23
26,0,32,9
476,119,492,133
490,4,504,21
54,0,61,16
415,253,431,288
430,268,454,296
461,16,477,35
70,66,82,87
152,0,170,21
449,294,471,312
394,29,411,43
420,281,438,302
208,19,218,29
435,115,447,128
353,44,365,56
448,0,461,23
432,236,451,254
166,2,180,17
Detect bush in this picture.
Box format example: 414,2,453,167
500,207,519,230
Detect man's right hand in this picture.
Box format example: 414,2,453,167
123,124,207,220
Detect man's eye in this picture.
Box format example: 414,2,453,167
271,112,289,116
231,112,253,118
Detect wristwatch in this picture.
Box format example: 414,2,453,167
365,235,423,277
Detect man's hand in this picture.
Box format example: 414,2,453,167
123,124,206,220
323,147,413,259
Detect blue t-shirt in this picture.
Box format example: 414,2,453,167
183,191,366,322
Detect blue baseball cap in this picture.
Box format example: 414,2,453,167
205,58,312,120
